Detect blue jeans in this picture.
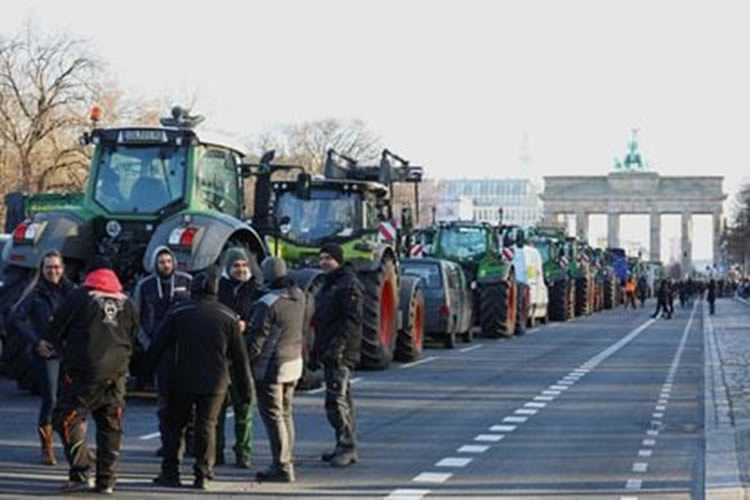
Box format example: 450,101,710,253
33,355,60,427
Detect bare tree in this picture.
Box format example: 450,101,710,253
0,23,101,191
249,118,381,174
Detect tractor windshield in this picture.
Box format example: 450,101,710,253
535,240,551,262
275,189,361,246
93,143,187,214
439,226,488,260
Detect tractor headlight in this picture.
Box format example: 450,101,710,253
105,220,122,238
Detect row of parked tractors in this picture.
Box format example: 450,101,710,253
0,107,646,393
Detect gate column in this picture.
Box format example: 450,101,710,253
649,210,661,262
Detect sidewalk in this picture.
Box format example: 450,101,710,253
705,296,750,499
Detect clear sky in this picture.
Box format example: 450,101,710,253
2,0,747,259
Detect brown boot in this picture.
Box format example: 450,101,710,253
39,425,56,466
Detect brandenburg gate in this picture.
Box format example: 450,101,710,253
540,133,726,273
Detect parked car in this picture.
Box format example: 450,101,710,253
400,258,474,348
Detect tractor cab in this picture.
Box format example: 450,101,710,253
5,106,265,289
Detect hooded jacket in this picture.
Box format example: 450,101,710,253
10,276,75,351
246,257,305,383
49,269,139,383
133,246,192,349
312,263,363,368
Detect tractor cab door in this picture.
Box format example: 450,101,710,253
196,147,243,219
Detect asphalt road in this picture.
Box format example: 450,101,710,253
0,298,705,499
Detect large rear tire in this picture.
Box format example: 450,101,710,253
575,277,592,316
566,279,576,320
479,275,516,338
603,276,615,309
548,279,568,321
395,276,424,363
359,259,398,369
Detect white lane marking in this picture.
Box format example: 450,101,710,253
474,434,504,442
502,416,528,423
653,412,664,418
459,344,483,353
490,425,517,432
655,405,666,411
412,473,452,483
573,368,589,373
515,408,538,415
401,357,438,369
542,390,561,396
534,395,555,401
658,399,668,405
524,402,547,408
663,383,673,389
0,472,151,484
550,385,570,391
625,479,643,489
647,430,659,436
139,432,161,440
435,457,472,467
620,496,640,500
548,323,561,327
638,449,653,457
642,439,656,446
527,328,539,333
632,462,649,472
458,445,489,453
651,420,662,427
386,489,431,500
557,380,575,385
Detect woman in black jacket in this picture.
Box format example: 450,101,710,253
10,250,75,465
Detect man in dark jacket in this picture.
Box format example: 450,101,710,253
146,264,252,490
651,279,670,319
247,257,305,482
310,243,363,468
132,246,192,457
49,259,138,494
707,278,717,315
215,246,262,468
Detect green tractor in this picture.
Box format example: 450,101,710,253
0,107,268,389
253,148,425,369
591,247,619,311
528,227,575,321
428,220,517,338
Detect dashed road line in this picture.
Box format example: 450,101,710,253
386,489,431,500
638,449,653,457
502,416,528,423
632,462,648,472
435,457,472,467
458,344,483,353
625,478,643,489
412,473,452,484
474,434,504,442
489,425,516,432
458,445,489,453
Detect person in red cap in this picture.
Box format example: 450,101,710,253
49,258,139,495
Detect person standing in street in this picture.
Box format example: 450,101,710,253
132,246,192,457
10,250,75,466
310,243,363,468
637,275,648,307
624,276,637,310
215,247,262,469
707,278,717,315
651,279,669,319
49,258,139,494
146,264,252,490
247,257,305,483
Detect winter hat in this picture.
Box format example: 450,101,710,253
84,268,123,294
223,247,251,275
319,243,344,266
261,256,288,284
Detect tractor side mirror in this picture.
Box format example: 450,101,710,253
295,172,312,200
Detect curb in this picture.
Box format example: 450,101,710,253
705,299,749,499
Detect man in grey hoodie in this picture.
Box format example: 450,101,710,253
133,246,192,457
246,257,305,483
